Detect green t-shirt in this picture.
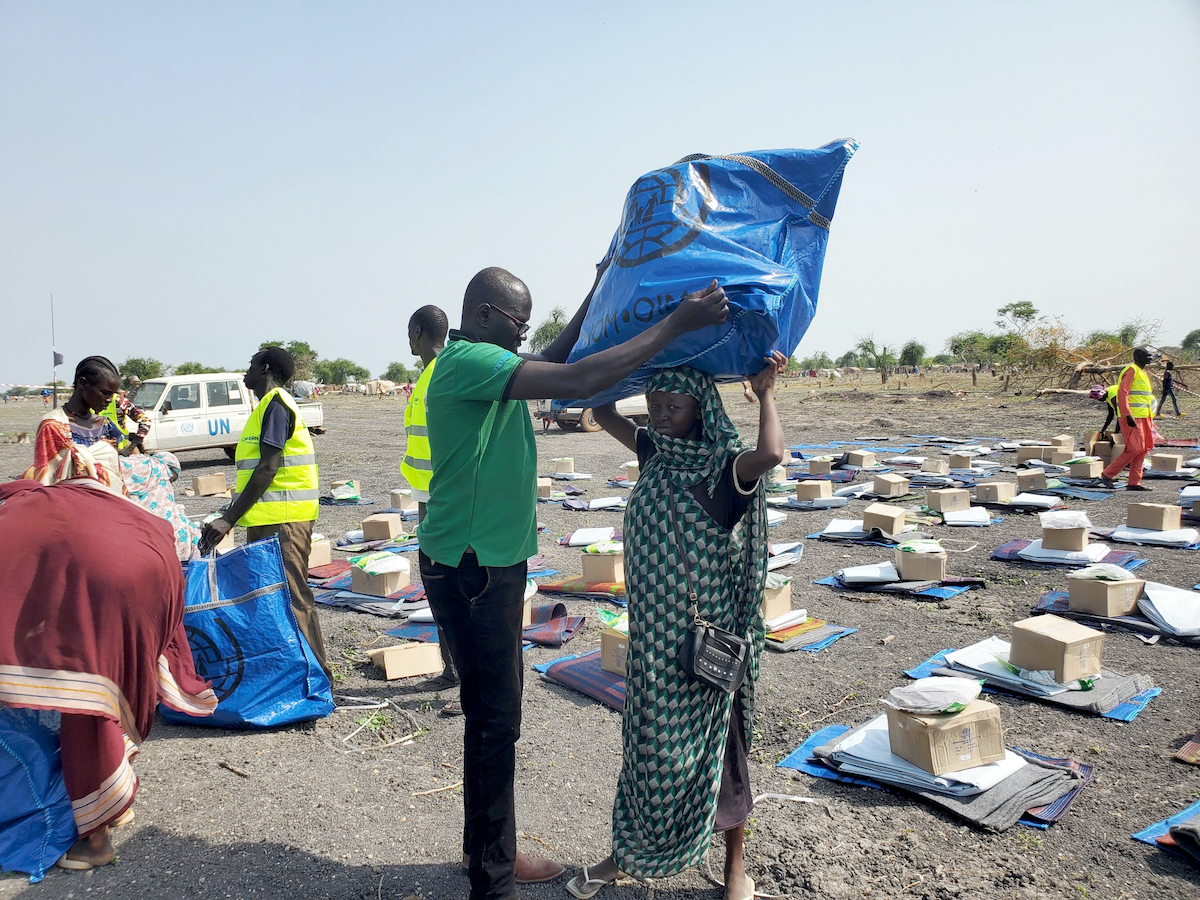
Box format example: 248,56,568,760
416,334,537,568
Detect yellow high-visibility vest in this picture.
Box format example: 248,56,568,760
1119,364,1154,418
234,387,319,526
401,359,437,500
102,397,133,450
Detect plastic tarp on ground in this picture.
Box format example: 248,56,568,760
160,538,335,729
0,708,76,882
562,143,858,406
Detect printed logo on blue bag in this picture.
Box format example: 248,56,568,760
615,165,714,268
185,619,246,700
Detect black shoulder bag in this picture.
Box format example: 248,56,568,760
669,503,751,694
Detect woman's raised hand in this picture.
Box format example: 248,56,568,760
748,351,788,396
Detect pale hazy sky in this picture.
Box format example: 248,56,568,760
2,1,1197,384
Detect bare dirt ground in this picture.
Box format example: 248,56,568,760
2,376,1199,900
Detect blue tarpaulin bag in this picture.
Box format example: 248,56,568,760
564,142,857,406
160,537,335,728
0,708,77,883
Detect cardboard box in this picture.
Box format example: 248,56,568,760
600,627,629,676
389,489,417,511
1127,502,1182,532
885,700,1004,776
921,458,951,475
894,546,948,581
863,503,906,536
581,551,624,584
194,474,227,496
1083,430,1102,446
366,643,443,681
927,488,970,512
522,596,533,628
768,464,788,484
215,530,236,553
553,457,575,475
1017,470,1047,492
873,473,910,497
795,480,833,501
536,477,553,499
762,578,792,620
1017,446,1070,464
1087,439,1113,460
350,565,410,598
1049,434,1075,449
808,458,833,475
1067,460,1103,478
1009,614,1104,683
847,450,876,468
308,538,332,569
625,463,640,483
976,482,1016,503
1041,525,1087,552
361,513,404,542
1067,577,1144,617
1150,453,1185,472
1016,446,1048,463
948,453,973,469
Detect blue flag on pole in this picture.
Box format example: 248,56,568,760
52,351,63,367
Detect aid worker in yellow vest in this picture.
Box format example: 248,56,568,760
1101,346,1156,492
401,305,460,694
198,347,329,674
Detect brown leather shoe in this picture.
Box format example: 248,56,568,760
461,851,565,884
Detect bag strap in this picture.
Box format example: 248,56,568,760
666,502,702,620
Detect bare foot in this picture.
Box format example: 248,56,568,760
58,826,115,870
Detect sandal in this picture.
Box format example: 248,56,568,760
566,866,617,899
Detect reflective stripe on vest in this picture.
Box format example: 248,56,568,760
1119,364,1154,418
234,387,319,526
401,359,437,493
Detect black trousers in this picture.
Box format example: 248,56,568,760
419,550,527,900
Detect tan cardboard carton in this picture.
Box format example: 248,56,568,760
1016,446,1050,463
1041,526,1087,552
795,480,833,501
847,450,876,468
536,477,553,499
600,627,629,676
581,551,624,584
367,643,443,680
194,474,227,496
1049,434,1075,449
921,458,951,475
215,530,236,553
1017,470,1048,492
894,546,948,581
1009,614,1104,683
1150,453,1184,472
767,464,787,484
808,458,833,475
1127,502,1182,532
361,513,404,542
948,453,973,469
1046,448,1072,465
762,578,792,621
862,503,906,536
350,566,410,598
885,700,1005,776
1068,460,1103,478
307,538,332,569
976,482,1016,503
873,473,910,497
927,488,970,513
1067,577,1144,617
553,457,575,475
625,463,640,483
389,489,417,511
522,596,533,628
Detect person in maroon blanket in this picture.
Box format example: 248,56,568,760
0,479,217,871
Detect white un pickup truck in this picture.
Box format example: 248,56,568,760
536,395,649,432
131,373,324,458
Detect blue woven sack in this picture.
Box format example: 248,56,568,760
160,537,334,728
564,142,857,406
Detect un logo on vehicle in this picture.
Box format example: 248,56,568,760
614,163,714,268
180,421,194,434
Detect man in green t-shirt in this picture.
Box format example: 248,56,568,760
418,265,727,900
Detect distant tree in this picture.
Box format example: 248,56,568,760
856,336,896,384
382,361,416,383
899,340,926,369
835,349,861,368
995,301,1039,333
9,386,28,396
946,331,991,367
796,351,833,371
1117,324,1140,347
1084,330,1118,348
529,306,568,355
173,362,223,375
119,357,166,386
931,354,953,366
314,358,370,385
1182,329,1200,357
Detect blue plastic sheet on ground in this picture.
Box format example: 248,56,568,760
0,709,76,883
161,538,335,729
814,576,971,600
561,143,857,406
1133,797,1200,846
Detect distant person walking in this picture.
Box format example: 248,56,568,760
1157,361,1187,417
1101,347,1156,491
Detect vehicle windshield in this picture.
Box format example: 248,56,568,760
132,382,167,410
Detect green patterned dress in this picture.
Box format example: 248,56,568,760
611,368,768,878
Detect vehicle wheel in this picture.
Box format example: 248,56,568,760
581,409,602,433
224,446,236,461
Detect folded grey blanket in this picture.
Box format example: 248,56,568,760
1169,813,1200,865
815,718,1081,832
931,666,1154,716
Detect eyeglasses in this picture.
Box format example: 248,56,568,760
485,304,530,337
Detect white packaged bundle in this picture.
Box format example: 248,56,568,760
1039,510,1092,530
884,677,984,714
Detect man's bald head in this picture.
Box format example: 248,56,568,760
460,267,533,352
463,267,530,318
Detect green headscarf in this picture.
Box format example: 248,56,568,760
644,367,743,497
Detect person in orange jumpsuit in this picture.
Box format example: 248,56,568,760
1100,347,1156,492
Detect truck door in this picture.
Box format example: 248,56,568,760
204,379,247,445
157,381,204,451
